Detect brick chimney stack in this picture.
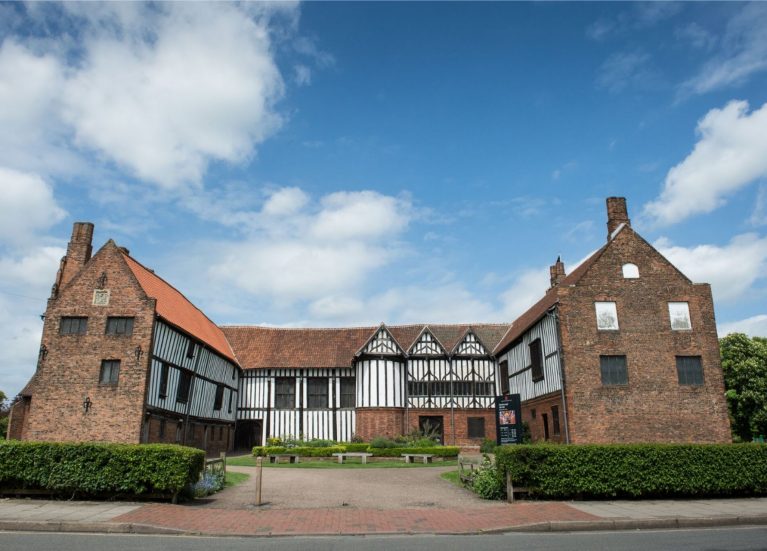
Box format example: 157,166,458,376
606,197,630,240
549,256,566,288
54,222,94,293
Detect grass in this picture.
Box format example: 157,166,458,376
226,455,458,469
440,470,463,487
224,471,250,487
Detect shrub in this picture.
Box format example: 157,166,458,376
0,441,204,499
253,445,346,457
302,439,337,448
370,436,398,448
344,443,370,452
480,438,497,454
367,446,460,458
192,471,224,498
266,437,282,446
472,458,505,500
496,443,767,499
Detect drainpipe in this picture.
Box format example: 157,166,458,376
550,308,570,444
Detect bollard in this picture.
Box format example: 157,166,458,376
255,456,263,506
506,471,514,503
220,451,226,477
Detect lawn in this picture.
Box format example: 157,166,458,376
440,470,463,487
224,471,250,487
226,455,458,469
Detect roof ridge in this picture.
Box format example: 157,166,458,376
220,322,513,330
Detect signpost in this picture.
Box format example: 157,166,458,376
495,393,523,445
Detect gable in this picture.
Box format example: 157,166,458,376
409,328,446,355
453,330,489,355
359,326,404,356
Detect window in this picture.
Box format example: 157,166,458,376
158,363,170,398
531,408,536,419
622,263,639,278
176,371,192,403
60,316,87,335
307,378,328,408
669,302,692,330
595,301,619,330
159,419,166,439
467,417,486,439
340,378,356,408
214,384,224,411
499,360,509,394
228,391,233,413
542,413,550,440
529,339,544,381
474,381,494,396
185,340,196,359
552,405,561,436
105,317,134,336
408,381,428,396
99,359,120,385
677,356,704,386
219,426,224,440
176,422,183,443
600,355,628,385
274,377,295,409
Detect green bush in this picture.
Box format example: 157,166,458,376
480,438,497,454
370,436,398,448
344,443,370,452
368,446,460,458
496,443,767,499
253,445,346,457
0,441,203,499
472,458,505,500
302,439,337,448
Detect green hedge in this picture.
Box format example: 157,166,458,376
496,443,767,499
367,446,460,458
344,443,371,452
253,445,347,457
0,441,204,499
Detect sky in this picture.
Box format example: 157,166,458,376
1,1,767,397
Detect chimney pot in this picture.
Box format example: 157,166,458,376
549,256,566,288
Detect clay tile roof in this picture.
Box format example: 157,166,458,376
222,323,513,370
493,242,610,356
122,253,238,364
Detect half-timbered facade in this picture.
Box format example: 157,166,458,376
9,197,732,451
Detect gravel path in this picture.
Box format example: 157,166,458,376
202,465,504,510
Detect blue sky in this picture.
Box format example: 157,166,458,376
1,2,767,397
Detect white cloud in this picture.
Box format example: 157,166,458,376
643,100,767,226
311,191,411,241
0,246,65,290
0,167,67,248
681,3,767,95
262,187,309,217
718,314,767,338
294,64,312,86
499,267,550,320
655,233,767,302
596,51,657,93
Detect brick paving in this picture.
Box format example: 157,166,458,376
113,501,598,535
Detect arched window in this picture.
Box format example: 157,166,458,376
622,263,639,279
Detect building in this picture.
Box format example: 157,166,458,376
8,198,732,453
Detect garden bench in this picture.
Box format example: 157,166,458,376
268,453,300,464
401,453,434,464
332,452,373,464
458,458,479,484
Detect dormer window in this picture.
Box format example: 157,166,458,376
622,263,639,278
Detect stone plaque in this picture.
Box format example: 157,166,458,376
92,289,110,306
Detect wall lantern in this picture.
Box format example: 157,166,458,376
83,396,92,414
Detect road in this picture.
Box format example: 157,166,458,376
2,527,767,551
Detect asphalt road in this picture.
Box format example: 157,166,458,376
3,527,767,551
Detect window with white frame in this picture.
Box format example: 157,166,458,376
595,301,619,330
668,302,692,330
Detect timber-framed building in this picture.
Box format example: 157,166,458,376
8,198,732,454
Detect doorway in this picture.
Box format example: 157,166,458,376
234,420,262,450
419,415,444,445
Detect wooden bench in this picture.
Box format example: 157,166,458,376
458,458,479,484
401,453,434,464
332,452,373,464
268,453,300,464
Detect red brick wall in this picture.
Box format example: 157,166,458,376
7,397,31,440
558,227,731,444
355,408,404,440
22,242,156,444
522,393,565,443
405,408,496,448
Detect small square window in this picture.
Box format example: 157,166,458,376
467,417,485,439
106,316,134,336
669,302,692,330
676,356,703,386
99,359,120,385
600,355,628,385
60,316,88,335
595,302,619,330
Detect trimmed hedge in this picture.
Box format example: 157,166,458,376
367,446,460,458
344,443,371,452
253,445,346,457
497,443,767,499
0,441,204,499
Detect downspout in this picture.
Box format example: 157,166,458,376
551,308,571,444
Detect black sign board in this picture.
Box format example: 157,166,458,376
495,394,523,445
